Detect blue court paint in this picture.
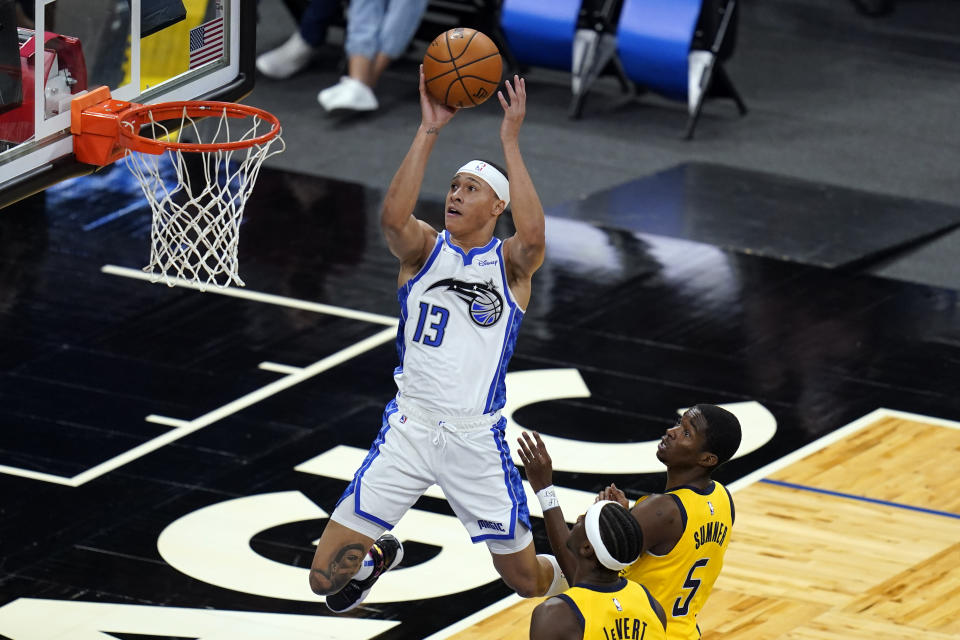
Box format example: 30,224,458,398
760,478,960,520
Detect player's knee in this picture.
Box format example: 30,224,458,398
492,544,555,598
502,572,541,598
514,580,541,598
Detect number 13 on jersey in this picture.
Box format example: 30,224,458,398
412,302,450,347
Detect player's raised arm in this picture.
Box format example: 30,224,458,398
381,66,459,269
517,431,578,584
498,77,546,301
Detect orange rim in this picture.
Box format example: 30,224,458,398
118,100,282,154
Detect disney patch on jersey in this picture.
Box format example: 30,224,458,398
427,278,504,327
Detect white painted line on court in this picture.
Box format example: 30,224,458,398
878,408,960,430
258,362,304,375
726,407,960,493
1,326,398,487
296,445,597,522
101,264,397,325
145,415,191,428
0,267,403,486
726,408,888,493
0,464,76,486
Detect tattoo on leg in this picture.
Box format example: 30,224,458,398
311,543,366,592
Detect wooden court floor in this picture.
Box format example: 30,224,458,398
443,412,960,640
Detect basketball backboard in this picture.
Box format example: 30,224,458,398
0,0,255,207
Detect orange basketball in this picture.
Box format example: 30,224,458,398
423,28,503,108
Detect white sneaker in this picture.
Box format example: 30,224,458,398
256,32,315,79
318,76,379,112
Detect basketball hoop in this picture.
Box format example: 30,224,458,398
71,87,285,290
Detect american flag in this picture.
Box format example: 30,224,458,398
189,17,224,69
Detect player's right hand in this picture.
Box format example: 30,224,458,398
516,431,553,491
598,483,629,509
419,65,458,130
498,75,525,143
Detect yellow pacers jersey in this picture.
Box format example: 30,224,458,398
622,481,734,640
556,578,666,639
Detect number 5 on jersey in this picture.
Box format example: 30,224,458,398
413,302,450,347
673,558,709,616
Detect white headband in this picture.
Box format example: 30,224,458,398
585,500,635,571
456,160,510,208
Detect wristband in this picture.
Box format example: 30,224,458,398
536,485,560,511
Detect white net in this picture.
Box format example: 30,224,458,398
123,105,284,290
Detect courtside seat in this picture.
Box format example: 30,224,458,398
617,0,699,100
617,0,747,138
500,0,631,118
500,0,580,70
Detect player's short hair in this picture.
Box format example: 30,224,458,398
694,404,742,468
598,502,643,565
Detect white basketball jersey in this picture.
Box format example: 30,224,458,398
394,231,523,417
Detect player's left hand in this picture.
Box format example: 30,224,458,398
498,75,526,142
517,430,552,491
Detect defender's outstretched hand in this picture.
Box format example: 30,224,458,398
419,65,458,131
498,75,526,142
598,483,630,509
517,431,553,492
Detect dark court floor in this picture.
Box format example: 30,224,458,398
249,0,960,290
1,1,959,638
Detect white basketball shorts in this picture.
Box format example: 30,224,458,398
330,396,533,554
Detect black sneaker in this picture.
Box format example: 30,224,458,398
325,533,404,613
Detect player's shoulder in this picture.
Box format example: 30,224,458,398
531,595,582,639
535,594,582,622
631,491,686,540
501,231,543,275
411,221,442,262
418,220,441,246
635,491,683,511
397,223,442,285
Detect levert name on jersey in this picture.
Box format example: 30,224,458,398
600,616,656,639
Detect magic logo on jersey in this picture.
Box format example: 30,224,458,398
426,278,504,327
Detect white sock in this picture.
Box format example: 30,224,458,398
538,554,569,597
352,553,375,581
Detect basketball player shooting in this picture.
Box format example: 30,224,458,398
308,67,567,612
